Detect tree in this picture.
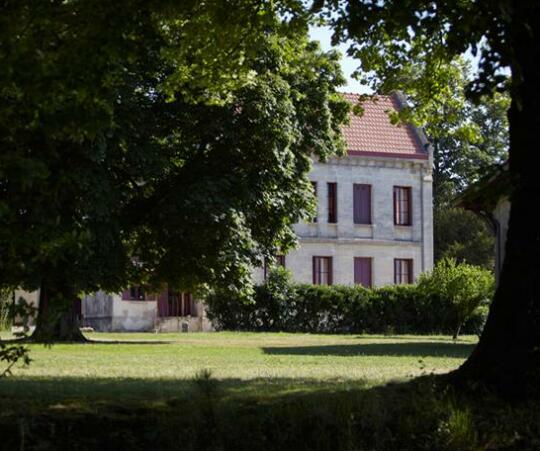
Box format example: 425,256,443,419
320,0,540,396
388,59,508,268
418,258,494,340
0,1,349,341
434,208,494,269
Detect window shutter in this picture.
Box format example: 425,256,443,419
328,183,337,223
354,258,372,287
393,188,398,225
311,182,318,223
354,184,371,224
328,257,333,285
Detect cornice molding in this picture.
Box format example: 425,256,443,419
315,154,431,173
297,236,422,247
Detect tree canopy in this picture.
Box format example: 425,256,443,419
318,0,539,396
0,1,348,339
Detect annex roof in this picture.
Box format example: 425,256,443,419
341,93,428,160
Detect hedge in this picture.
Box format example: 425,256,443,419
205,266,491,336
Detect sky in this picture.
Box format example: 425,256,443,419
308,25,371,94
309,25,498,95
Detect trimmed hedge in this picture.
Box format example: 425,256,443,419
205,268,490,336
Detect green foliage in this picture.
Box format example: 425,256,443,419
0,2,348,309
205,267,493,336
324,1,513,98
0,294,33,377
434,207,495,269
0,288,11,330
418,259,494,339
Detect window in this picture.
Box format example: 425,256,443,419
181,293,194,316
394,259,413,284
393,186,412,225
123,286,145,300
354,257,372,288
159,291,195,317
327,182,337,223
353,184,372,224
313,256,333,285
263,255,286,280
311,181,318,223
167,290,180,316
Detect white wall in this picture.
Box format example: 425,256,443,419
254,153,433,286
111,295,157,331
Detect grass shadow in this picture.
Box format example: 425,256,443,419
1,372,537,451
262,342,475,358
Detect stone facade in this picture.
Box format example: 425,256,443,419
82,291,213,332
253,152,434,286
82,291,212,332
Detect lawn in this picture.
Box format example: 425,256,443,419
2,332,539,450
0,331,476,404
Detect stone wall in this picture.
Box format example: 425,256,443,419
254,153,433,286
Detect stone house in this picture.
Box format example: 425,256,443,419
81,93,435,332
253,93,434,287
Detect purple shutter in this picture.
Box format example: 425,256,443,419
393,187,398,225
328,257,333,285
328,183,337,223
354,184,371,224
158,289,169,317
354,258,372,287
311,182,318,223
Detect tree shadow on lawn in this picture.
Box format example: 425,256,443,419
1,373,538,451
263,341,475,358
0,374,369,408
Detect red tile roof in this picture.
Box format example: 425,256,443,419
341,93,428,159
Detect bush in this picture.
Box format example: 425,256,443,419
417,258,494,338
206,264,495,337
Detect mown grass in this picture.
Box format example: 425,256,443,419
1,332,538,450
0,332,475,403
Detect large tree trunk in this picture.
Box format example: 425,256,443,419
31,282,86,343
455,5,540,398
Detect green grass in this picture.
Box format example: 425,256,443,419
2,332,539,450
0,332,476,404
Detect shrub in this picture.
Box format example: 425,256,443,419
417,258,494,339
205,264,495,337
0,291,33,377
